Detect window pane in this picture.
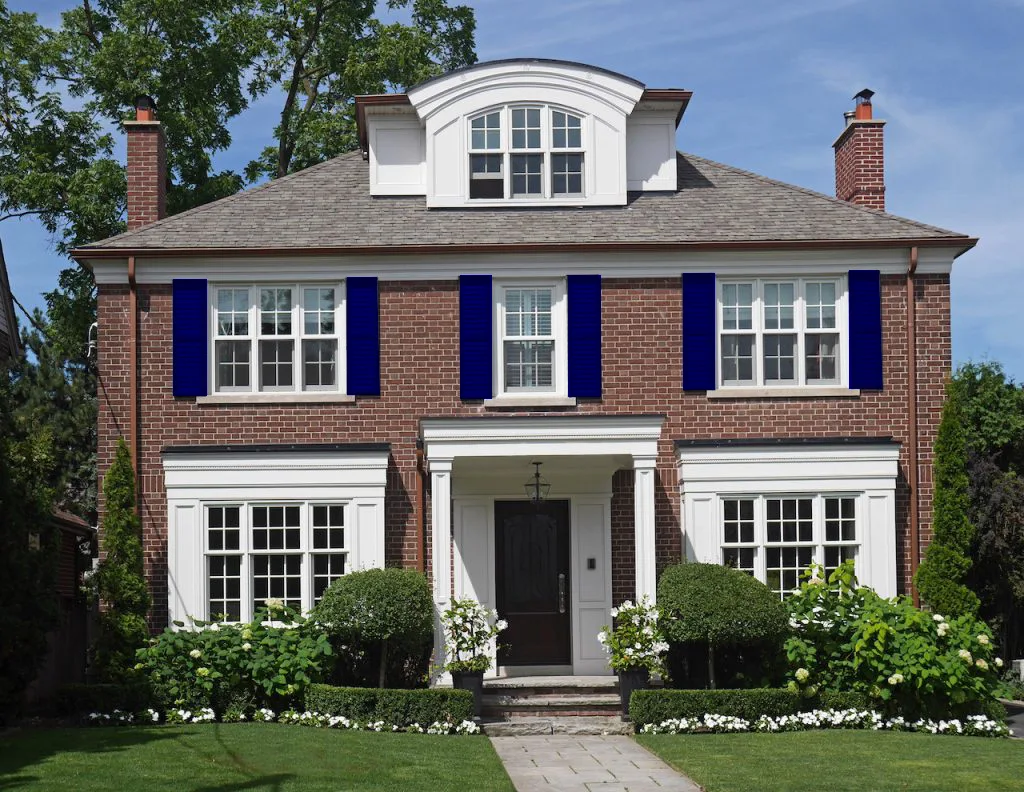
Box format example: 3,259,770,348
303,339,337,388
259,340,294,389
722,283,753,330
470,112,500,150
312,554,346,604
720,335,754,384
208,555,241,622
511,154,543,196
313,502,345,549
303,288,335,335
764,335,796,381
806,281,837,329
216,341,250,389
504,340,554,389
505,288,552,338
252,554,302,612
552,111,582,149
208,506,241,552
764,283,795,330
469,154,503,199
217,289,249,336
806,333,839,382
722,497,755,545
260,288,292,335
723,547,756,576
824,496,857,542
551,153,583,195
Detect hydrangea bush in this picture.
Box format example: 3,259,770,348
598,596,669,675
135,600,333,713
784,562,1004,719
440,598,507,673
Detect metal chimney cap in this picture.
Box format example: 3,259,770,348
853,88,875,104
134,95,156,111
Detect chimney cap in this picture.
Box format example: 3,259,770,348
853,88,875,104
134,94,156,111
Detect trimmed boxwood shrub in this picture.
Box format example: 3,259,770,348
55,682,154,716
313,568,434,689
304,684,473,725
629,688,869,726
658,563,788,688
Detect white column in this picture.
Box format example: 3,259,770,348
430,459,453,683
633,455,658,602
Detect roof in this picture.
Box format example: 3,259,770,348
51,510,94,536
74,152,971,256
0,240,22,360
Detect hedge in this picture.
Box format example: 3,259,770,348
303,684,474,725
629,688,869,725
55,683,154,715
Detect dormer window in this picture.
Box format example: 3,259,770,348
468,106,585,201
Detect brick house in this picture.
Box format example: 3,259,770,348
73,60,975,678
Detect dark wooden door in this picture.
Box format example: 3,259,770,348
495,500,571,666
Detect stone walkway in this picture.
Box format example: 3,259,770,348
490,734,702,791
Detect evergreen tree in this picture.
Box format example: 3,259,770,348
91,438,149,681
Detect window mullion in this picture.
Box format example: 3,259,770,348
754,282,764,387
797,280,807,385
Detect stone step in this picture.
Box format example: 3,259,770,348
482,692,622,718
481,716,635,736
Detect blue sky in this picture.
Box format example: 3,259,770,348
5,0,1024,378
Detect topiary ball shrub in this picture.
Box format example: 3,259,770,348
658,563,788,689
313,568,434,689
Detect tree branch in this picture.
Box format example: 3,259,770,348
80,0,103,49
276,2,327,178
0,209,45,223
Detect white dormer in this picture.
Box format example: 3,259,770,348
358,59,690,207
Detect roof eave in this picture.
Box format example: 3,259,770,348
354,93,412,157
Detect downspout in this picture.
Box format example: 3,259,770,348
128,255,139,488
415,444,426,574
907,246,920,604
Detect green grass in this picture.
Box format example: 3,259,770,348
637,730,1024,792
0,724,515,791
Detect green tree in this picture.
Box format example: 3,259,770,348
90,438,149,681
0,361,59,720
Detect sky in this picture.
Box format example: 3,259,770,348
4,0,1024,378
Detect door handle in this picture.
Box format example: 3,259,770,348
558,573,566,614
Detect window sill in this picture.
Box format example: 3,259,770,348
483,396,578,409
196,393,357,405
707,387,861,399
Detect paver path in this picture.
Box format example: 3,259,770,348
490,734,702,791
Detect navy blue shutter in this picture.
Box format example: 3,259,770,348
848,269,883,390
682,273,716,390
346,277,380,396
460,275,493,400
567,274,602,398
172,279,208,397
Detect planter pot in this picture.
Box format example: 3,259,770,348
618,667,650,718
451,670,485,716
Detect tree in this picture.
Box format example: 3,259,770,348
0,360,59,720
90,438,149,681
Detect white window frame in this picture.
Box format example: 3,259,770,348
468,105,586,202
717,493,861,599
203,500,350,622
493,279,569,399
716,276,848,389
211,282,346,396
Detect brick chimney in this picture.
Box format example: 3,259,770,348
123,95,166,230
833,89,886,211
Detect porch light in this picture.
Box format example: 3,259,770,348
524,461,551,505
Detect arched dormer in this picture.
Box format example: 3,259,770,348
358,59,690,206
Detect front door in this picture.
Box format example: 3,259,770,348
495,499,571,666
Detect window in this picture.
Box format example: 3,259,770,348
718,278,844,387
205,501,349,622
213,284,343,394
468,106,585,200
719,494,858,598
496,281,567,397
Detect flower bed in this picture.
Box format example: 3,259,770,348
639,708,1008,737
303,684,474,726
630,688,869,725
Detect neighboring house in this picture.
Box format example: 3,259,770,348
0,240,22,363
73,60,975,677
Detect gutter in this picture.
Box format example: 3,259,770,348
128,255,138,489
416,444,426,574
907,246,920,604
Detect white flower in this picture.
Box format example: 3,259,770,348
888,673,904,685
809,576,824,585
937,622,950,636
975,658,988,671
995,657,1004,668
932,614,945,622
795,668,810,683
958,649,973,662
265,597,284,611
977,634,990,646
241,642,252,651
495,620,508,632
189,649,202,659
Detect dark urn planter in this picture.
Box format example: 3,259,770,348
451,670,485,716
618,667,650,718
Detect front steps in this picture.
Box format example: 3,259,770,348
479,675,633,736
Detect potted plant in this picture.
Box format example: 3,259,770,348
598,595,668,717
440,598,508,716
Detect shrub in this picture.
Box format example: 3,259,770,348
135,601,332,712
785,562,1003,720
597,596,669,675
313,568,434,688
658,563,788,688
55,682,153,716
441,598,507,673
91,439,150,682
304,684,473,725
629,687,868,725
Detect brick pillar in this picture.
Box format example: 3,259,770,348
123,96,166,230
833,90,886,211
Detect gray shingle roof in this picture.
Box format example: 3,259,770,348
78,152,968,252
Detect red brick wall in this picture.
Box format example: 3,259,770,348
834,122,885,211
126,123,166,230
96,272,950,627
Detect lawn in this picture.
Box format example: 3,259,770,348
637,730,1024,792
0,724,515,791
